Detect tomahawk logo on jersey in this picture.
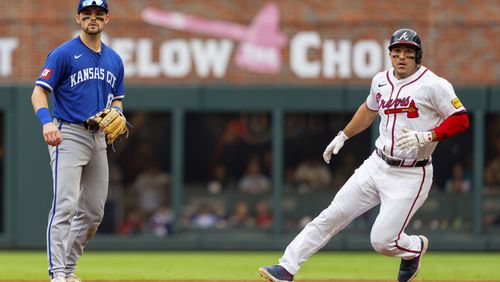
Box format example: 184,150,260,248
383,100,419,118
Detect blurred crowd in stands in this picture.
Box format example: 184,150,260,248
0,106,497,237
98,112,365,236
19,111,494,237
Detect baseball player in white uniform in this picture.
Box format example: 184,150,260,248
259,28,469,282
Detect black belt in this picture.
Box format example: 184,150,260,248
84,122,100,133
55,118,99,133
376,149,430,167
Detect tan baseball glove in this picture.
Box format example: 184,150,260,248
86,107,128,144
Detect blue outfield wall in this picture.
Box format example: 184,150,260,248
0,84,499,250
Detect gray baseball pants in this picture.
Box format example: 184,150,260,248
46,121,108,278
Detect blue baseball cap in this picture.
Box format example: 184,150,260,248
77,0,109,14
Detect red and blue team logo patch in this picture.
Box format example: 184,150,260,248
40,68,52,79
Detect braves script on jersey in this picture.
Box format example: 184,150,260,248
367,66,465,160
36,36,124,123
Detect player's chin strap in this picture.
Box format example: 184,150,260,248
110,120,133,152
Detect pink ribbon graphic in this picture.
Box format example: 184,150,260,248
141,2,287,74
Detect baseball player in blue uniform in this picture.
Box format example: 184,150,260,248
30,1,124,282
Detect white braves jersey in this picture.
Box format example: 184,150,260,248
366,66,466,160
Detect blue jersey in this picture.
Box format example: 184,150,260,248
36,36,125,123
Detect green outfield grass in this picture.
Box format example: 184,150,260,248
0,251,499,280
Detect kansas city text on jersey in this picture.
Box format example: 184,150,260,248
70,67,117,88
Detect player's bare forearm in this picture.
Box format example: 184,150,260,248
111,99,123,110
342,102,378,138
31,86,62,146
31,85,51,112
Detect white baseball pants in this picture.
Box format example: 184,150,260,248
279,151,433,274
